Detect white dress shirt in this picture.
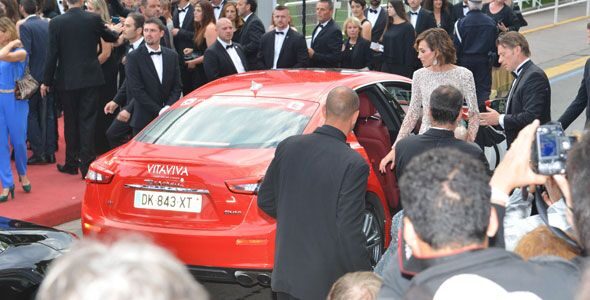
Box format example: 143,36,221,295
177,2,191,28
129,37,144,53
147,45,164,83
409,6,421,28
366,6,382,28
499,58,531,128
312,20,330,45
243,12,252,23
217,38,245,73
463,4,469,16
213,0,225,20
273,28,288,69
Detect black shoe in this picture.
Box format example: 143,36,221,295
80,164,89,179
27,155,48,165
57,164,78,175
46,154,56,164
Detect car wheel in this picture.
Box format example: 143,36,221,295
363,201,385,266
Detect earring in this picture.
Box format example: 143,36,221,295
433,58,438,66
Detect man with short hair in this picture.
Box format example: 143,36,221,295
308,0,342,68
257,5,308,70
203,18,248,82
41,0,121,178
406,0,436,36
236,0,264,70
394,85,487,179
258,86,372,300
365,0,386,43
480,32,551,147
125,17,181,135
378,147,580,299
19,0,54,165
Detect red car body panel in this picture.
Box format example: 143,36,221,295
83,70,409,272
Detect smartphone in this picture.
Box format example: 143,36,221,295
111,16,121,24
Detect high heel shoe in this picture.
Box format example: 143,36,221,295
19,176,31,193
0,185,15,202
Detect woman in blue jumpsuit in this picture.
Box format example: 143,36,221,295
0,17,30,202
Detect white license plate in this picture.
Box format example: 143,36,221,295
133,190,202,213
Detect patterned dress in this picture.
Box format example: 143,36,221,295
394,66,480,145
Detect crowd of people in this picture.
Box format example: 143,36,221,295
0,0,589,299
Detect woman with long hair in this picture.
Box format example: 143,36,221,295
220,2,243,43
86,0,118,155
184,0,216,90
349,0,371,41
379,28,479,171
423,0,453,35
380,0,416,78
340,17,371,69
0,17,30,201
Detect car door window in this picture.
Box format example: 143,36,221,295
380,81,412,107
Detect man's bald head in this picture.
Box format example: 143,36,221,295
217,18,234,43
325,86,360,121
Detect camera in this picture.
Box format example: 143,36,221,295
531,122,576,175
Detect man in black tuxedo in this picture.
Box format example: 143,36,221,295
365,0,386,42
104,13,145,148
258,86,371,300
257,5,308,70
126,18,182,135
308,0,342,68
480,32,551,147
406,0,436,36
41,0,121,178
558,24,590,129
19,0,54,165
171,0,194,95
395,85,488,178
211,0,226,20
203,18,247,82
236,0,264,70
452,0,469,23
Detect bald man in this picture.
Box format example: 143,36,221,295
203,18,248,82
258,86,372,300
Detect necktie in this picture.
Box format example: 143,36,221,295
149,51,162,56
275,31,284,35
226,44,234,49
409,11,418,15
369,8,377,13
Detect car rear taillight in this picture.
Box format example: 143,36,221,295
85,167,114,184
225,177,263,195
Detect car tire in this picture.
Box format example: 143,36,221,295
363,197,385,267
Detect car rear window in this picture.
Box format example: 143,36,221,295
136,98,318,149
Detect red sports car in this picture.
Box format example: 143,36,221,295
82,69,411,286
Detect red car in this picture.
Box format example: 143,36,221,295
82,69,412,286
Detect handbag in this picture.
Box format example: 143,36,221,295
15,62,39,100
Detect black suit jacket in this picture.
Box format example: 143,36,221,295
113,40,145,114
452,2,468,23
172,4,195,55
310,19,343,68
258,125,372,300
203,40,248,82
257,28,308,70
239,13,265,70
408,8,437,36
558,58,590,129
365,7,387,42
504,60,551,146
341,37,372,69
126,45,182,130
44,7,119,90
395,128,488,179
19,15,49,82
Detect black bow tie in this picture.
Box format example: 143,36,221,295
226,44,234,49
178,7,187,12
275,31,285,35
149,51,162,56
369,8,378,13
409,11,418,15
463,4,468,7
213,6,220,9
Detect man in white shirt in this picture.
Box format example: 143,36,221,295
211,0,226,20
203,18,248,82
236,0,264,70
406,0,436,35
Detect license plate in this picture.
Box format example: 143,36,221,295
133,190,202,213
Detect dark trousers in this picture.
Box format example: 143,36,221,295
275,292,300,300
59,87,99,167
461,56,492,107
27,90,56,157
180,65,195,96
106,118,131,149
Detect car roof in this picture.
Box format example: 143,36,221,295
188,69,411,103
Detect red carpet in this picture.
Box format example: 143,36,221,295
0,118,85,226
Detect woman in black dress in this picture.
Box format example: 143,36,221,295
341,17,371,69
423,0,453,35
381,0,416,78
184,0,217,90
349,0,372,41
